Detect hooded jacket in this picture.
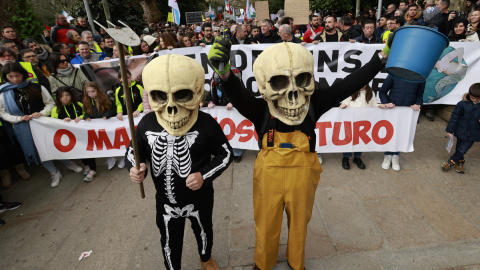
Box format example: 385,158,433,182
446,93,480,141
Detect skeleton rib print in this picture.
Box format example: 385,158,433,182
145,131,199,204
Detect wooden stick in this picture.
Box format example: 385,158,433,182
117,43,145,199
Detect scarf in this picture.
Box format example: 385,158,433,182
37,46,49,61
56,63,73,77
0,82,40,165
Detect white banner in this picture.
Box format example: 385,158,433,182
80,42,480,106
30,107,419,161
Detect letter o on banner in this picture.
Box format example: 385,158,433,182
53,129,76,152
219,118,236,141
371,120,394,145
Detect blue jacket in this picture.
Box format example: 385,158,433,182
379,75,425,106
70,52,106,65
446,94,480,142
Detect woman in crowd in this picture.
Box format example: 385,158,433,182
48,52,89,96
159,33,177,50
180,35,193,47
0,63,83,188
448,18,470,41
133,39,155,56
469,9,480,36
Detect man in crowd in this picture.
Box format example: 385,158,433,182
314,15,348,42
52,42,75,62
399,0,409,12
276,25,302,43
20,49,50,77
51,14,75,44
405,4,425,25
70,41,107,64
386,4,397,17
382,16,403,43
23,38,52,68
196,23,215,47
1,26,24,52
0,47,50,90
250,26,260,40
103,35,115,58
81,31,102,53
253,19,280,44
303,14,324,43
354,19,379,43
74,17,90,36
230,25,252,44
427,0,450,35
66,30,81,53
375,15,389,39
0,40,20,59
339,16,362,40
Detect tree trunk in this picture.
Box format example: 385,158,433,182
137,0,162,23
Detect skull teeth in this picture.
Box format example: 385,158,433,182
167,117,190,130
276,105,306,118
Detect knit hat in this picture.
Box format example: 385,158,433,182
143,35,156,46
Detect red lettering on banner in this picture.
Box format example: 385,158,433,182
371,120,394,145
353,121,372,145
53,129,76,152
113,127,130,149
316,122,332,146
219,118,236,140
87,129,113,151
332,121,352,145
236,120,254,142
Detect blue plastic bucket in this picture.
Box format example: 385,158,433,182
386,26,449,82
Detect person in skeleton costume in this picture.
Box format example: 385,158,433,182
127,54,233,270
207,39,391,269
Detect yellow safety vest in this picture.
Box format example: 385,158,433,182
0,62,38,84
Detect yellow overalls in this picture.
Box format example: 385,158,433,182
253,129,322,270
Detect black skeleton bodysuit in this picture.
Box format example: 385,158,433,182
125,111,233,269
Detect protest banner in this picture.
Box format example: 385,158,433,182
78,42,480,106
30,107,418,161
255,1,269,25
185,11,203,24
284,0,309,25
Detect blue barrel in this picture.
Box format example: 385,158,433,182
386,26,449,82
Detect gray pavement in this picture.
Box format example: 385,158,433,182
1,114,480,270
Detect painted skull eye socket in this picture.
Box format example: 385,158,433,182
295,73,312,88
151,90,168,103
269,75,290,91
173,89,194,102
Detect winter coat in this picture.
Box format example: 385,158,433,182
379,75,425,106
48,68,90,95
446,93,480,142
51,22,75,44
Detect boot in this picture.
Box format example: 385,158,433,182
1,169,12,189
342,156,350,170
199,256,218,270
442,159,455,172
353,157,366,169
455,159,465,174
14,164,30,181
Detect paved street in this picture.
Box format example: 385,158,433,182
1,114,480,270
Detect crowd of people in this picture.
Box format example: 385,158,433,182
0,2,479,265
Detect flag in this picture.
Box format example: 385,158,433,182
62,10,74,23
226,0,232,15
168,0,180,25
250,4,256,18
245,0,250,19
209,4,213,12
167,12,173,22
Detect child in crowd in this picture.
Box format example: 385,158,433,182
112,70,143,169
442,83,480,173
82,82,116,181
340,84,385,170
51,86,85,122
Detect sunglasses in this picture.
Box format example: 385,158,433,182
214,30,220,32
59,59,68,63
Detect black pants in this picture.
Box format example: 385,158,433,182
155,190,214,269
0,127,25,171
81,158,97,171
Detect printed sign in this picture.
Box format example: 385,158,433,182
185,11,203,24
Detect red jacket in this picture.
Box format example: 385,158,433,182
51,21,74,44
303,25,324,43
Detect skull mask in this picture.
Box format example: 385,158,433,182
253,42,315,125
142,54,204,136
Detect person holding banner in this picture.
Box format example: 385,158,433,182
207,38,391,269
0,63,83,188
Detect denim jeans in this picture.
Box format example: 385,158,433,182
384,152,400,156
343,152,362,158
450,139,475,162
233,148,243,157
42,160,71,173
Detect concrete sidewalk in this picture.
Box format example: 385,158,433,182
1,114,480,270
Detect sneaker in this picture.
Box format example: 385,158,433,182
318,154,323,165
391,155,400,171
83,166,90,176
106,157,116,170
442,159,455,172
455,160,465,174
118,158,125,169
342,157,350,170
382,155,392,170
0,201,22,213
67,162,83,173
233,156,242,163
50,170,62,188
83,170,96,182
353,157,366,169
199,256,218,270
